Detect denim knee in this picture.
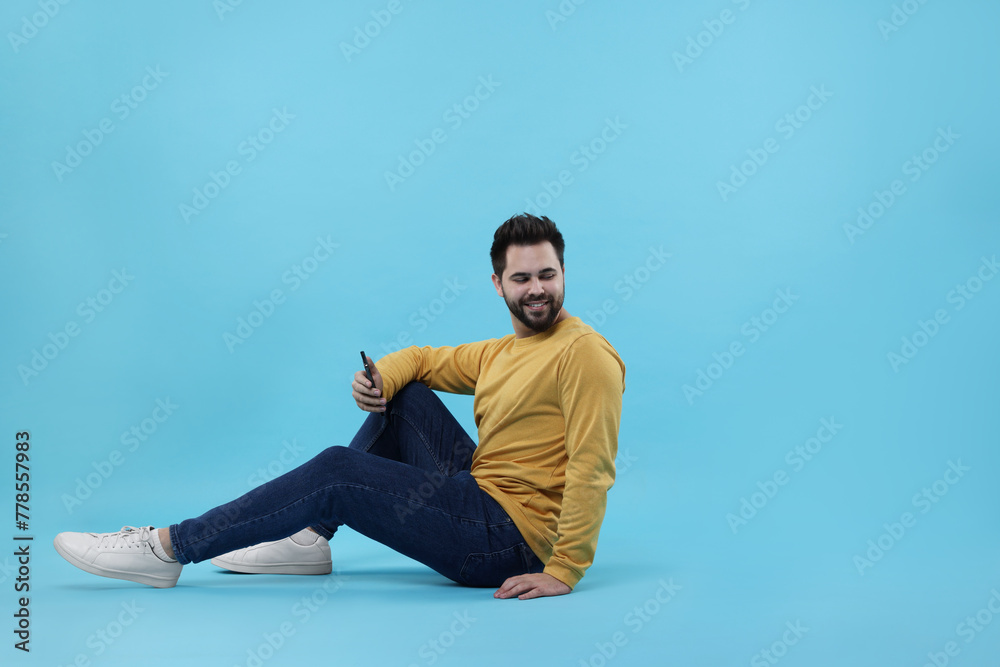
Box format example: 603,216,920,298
385,381,436,415
313,444,352,467
391,381,433,404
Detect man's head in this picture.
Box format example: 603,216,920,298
490,214,569,337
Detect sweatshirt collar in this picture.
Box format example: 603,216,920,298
511,316,580,348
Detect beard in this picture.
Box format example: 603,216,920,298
502,286,565,334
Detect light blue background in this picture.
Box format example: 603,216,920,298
2,1,999,665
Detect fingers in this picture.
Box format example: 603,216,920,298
494,574,570,600
364,355,384,391
493,577,512,598
503,584,537,600
352,370,386,413
494,575,532,599
518,588,542,600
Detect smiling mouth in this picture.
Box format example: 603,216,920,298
525,300,548,311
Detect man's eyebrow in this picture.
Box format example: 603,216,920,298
508,268,559,278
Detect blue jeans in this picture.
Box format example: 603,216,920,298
168,382,544,587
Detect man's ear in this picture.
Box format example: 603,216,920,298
491,273,503,297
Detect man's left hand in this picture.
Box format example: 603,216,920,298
494,572,571,600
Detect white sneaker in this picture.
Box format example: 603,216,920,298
211,528,332,575
53,526,182,588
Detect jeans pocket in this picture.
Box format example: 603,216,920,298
460,543,538,588
479,490,515,527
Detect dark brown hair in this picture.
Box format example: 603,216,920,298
490,214,565,280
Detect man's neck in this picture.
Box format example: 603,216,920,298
511,309,572,339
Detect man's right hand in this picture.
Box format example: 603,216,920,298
352,355,386,413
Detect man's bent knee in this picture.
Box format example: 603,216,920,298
314,445,353,466
385,381,439,415
393,381,434,401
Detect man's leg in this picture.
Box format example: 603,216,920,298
169,460,538,585
307,381,477,540
166,382,541,585
204,382,478,574
55,382,543,587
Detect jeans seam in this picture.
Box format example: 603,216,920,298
460,543,523,585
169,524,189,564
400,489,503,527
359,412,388,454
392,404,452,476
180,482,500,555
179,483,385,553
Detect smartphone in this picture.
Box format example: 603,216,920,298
360,351,375,388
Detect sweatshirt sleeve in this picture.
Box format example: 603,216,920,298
374,340,497,401
544,334,626,588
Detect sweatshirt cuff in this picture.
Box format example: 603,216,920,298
543,561,583,590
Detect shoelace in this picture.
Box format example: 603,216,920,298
97,525,152,550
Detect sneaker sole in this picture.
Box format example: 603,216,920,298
53,536,180,588
209,556,332,575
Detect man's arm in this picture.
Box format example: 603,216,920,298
545,334,626,588
375,340,496,401
493,335,624,599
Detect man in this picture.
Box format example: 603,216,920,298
54,214,626,600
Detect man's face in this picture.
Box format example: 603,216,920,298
492,242,566,335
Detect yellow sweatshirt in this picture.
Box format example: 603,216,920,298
374,316,626,589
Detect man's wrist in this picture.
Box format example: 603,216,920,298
542,563,579,590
